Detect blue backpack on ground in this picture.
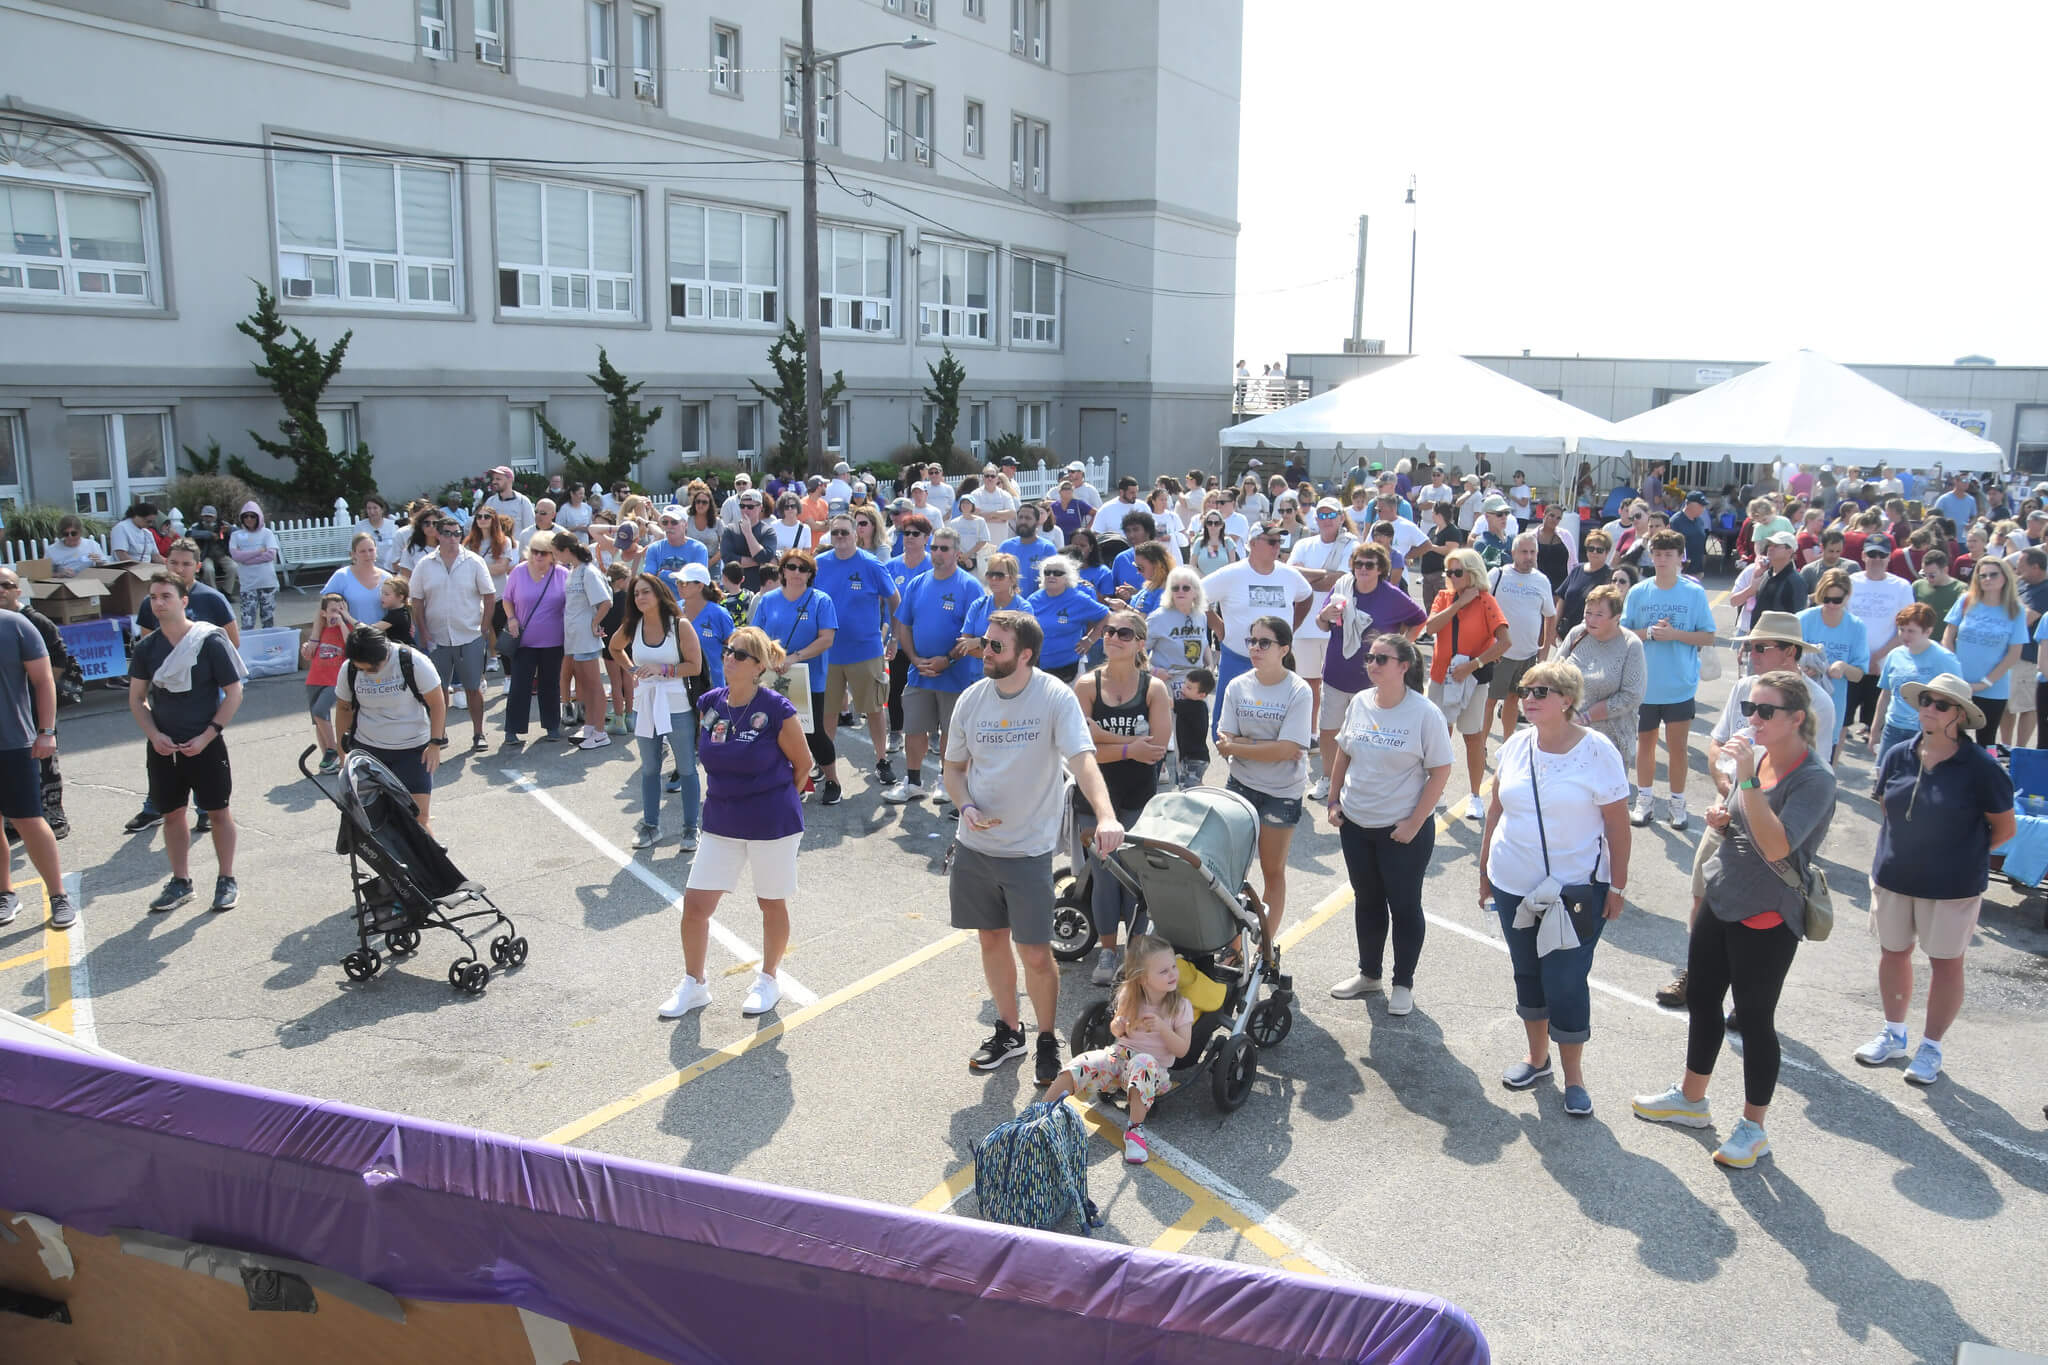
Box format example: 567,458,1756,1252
972,1100,1102,1233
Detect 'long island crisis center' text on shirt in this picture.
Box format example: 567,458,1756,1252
944,670,1093,858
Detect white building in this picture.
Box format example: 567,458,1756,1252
0,0,1241,516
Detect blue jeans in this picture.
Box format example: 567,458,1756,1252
1877,724,1916,760
1213,647,1251,738
1492,887,1608,1044
639,723,700,834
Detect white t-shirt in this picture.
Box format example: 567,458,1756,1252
49,537,109,572
1219,670,1314,797
1241,492,1271,523
1092,498,1145,536
1222,512,1252,544
1510,483,1534,519
110,519,159,562
335,646,443,752
925,483,955,515
1415,481,1457,510
825,478,853,506
1286,533,1358,641
974,486,1017,526
1337,687,1454,827
1202,560,1313,653
1488,565,1557,660
1383,516,1430,560
1484,728,1630,897
945,670,1093,857
483,491,536,542
1847,571,1915,651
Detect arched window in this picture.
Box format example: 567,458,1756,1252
1,117,160,306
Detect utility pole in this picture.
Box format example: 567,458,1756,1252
1349,214,1368,346
1404,175,1417,354
800,0,825,475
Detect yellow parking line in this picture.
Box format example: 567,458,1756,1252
910,1162,980,1214
540,930,972,1148
0,947,47,973
1149,1201,1216,1255
1276,882,1353,954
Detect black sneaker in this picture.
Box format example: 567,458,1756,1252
210,876,239,912
1035,1031,1063,1086
820,780,843,806
1724,1009,1741,1034
969,1023,1027,1071
193,810,212,835
149,877,194,914
876,759,898,787
124,806,162,834
838,709,856,727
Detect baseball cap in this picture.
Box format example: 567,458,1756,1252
1685,491,1707,506
999,454,1019,467
200,504,218,517
1482,495,1511,513
1862,536,1893,555
660,504,685,521
738,490,762,505
1369,462,1384,472
1065,461,1086,473
490,465,514,479
678,562,712,585
1315,496,1342,512
911,480,928,492
1764,530,1797,548
890,497,912,513
833,461,851,474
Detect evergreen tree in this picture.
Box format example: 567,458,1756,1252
538,348,662,489
912,345,965,466
229,285,377,511
751,320,846,473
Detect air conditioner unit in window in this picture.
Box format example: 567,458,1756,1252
912,0,932,18
1011,162,1025,187
593,64,613,93
914,141,931,166
476,36,502,63
283,277,315,299
1011,32,1026,52
634,73,657,99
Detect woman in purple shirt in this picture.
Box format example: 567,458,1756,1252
502,532,568,745
1313,543,1429,790
658,625,812,1022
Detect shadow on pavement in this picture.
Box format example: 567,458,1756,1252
1519,1106,1737,1283
84,897,231,999
275,952,491,1049
1922,1077,2048,1199
656,1013,794,1176
1362,1006,1520,1165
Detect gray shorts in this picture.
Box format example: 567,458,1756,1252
1487,652,1540,702
307,684,337,720
948,843,1055,945
430,637,487,695
901,685,959,739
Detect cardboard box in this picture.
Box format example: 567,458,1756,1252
79,563,160,618
16,559,110,623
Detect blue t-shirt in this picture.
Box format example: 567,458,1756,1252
811,548,895,665
1109,549,1146,594
1944,599,2028,699
751,587,839,690
1601,485,1639,519
1798,607,1870,737
884,553,933,609
1933,490,1980,528
1001,536,1058,587
962,593,1020,645
1878,642,1962,703
1080,564,1114,600
1621,577,1716,705
643,536,709,582
1668,511,1710,568
1872,736,2012,899
1132,584,1164,615
1025,586,1111,670
690,600,736,691
895,569,988,693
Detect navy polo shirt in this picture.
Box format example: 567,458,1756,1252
1871,737,2013,899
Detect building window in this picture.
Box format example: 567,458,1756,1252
918,403,936,443
631,7,660,101
818,224,896,335
418,0,451,57
1010,0,1046,61
273,148,459,310
965,0,984,17
589,0,616,94
824,401,849,455
1010,254,1059,346
474,0,504,64
1017,401,1047,446
678,402,706,462
887,80,932,164
0,412,25,513
1009,116,1026,188
964,99,984,157
509,405,546,472
781,49,837,144
710,23,739,95
2017,404,2048,476
1,118,160,307
1029,121,1048,193
668,199,779,326
916,240,991,342
495,176,639,318
911,0,933,18
968,400,988,457
65,411,167,516
317,405,357,454
736,402,762,462
886,79,906,161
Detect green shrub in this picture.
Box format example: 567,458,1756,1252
164,474,259,521
7,504,111,542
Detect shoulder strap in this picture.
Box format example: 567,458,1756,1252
1529,740,1551,879
397,647,426,709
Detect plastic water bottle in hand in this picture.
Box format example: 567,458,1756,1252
1717,726,1752,781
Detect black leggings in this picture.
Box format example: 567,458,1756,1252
1973,696,2007,747
807,686,835,767
887,648,911,733
1339,816,1435,988
1846,672,1882,728
1685,906,1799,1108
1173,696,1211,763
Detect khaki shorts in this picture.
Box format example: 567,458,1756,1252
2010,658,2039,714
1487,652,1539,703
1429,677,1489,736
1869,884,1982,959
1318,681,1356,732
1292,635,1329,681
825,656,887,717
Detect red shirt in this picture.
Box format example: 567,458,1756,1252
306,624,346,688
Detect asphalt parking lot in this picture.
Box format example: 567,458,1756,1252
8,589,2047,1365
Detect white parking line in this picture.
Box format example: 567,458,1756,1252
504,773,820,1008
60,873,93,1049
1424,907,2048,1167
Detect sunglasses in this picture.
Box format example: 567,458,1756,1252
1446,568,1467,578
1915,695,1959,714
722,646,757,663
782,564,812,575
1316,511,1340,521
1365,652,1401,666
528,548,551,556
1103,625,1139,642
1042,569,1069,578
830,529,852,538
1820,595,1846,606
904,530,927,538
1738,699,1793,719
982,639,1012,656
1739,642,1793,655
987,570,1010,579
1514,685,1557,701
1244,636,1280,651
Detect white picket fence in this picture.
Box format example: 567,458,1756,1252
1,498,354,569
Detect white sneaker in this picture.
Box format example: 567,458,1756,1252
1387,985,1414,1016
577,732,611,750
657,974,712,1018
1630,789,1656,826
1463,793,1484,821
1666,790,1689,830
932,785,953,806
449,692,467,711
1308,775,1330,802
1853,1027,1911,1066
741,971,781,1016
487,656,501,673
1329,972,1382,999
881,779,925,804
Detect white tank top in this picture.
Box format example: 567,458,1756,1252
630,624,691,717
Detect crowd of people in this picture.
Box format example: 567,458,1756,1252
6,452,2037,1171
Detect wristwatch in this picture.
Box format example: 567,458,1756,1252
36,727,56,737
432,737,450,748
1738,777,1761,790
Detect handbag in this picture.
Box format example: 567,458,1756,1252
1765,845,1833,940
1452,610,1494,686
1524,741,1608,944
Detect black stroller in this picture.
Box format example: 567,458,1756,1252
298,746,527,994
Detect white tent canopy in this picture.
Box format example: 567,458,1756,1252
1220,353,1615,457
1577,349,2006,475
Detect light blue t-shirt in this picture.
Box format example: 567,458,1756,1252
1798,607,1870,738
1933,490,1980,528
1878,641,1963,703
1621,577,1716,705
752,587,839,691
690,601,735,691
812,548,895,665
1944,599,2028,699
896,568,987,693
1025,585,1112,670
643,536,709,582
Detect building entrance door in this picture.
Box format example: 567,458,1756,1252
1079,408,1117,470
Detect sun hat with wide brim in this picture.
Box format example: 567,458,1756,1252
1734,612,1808,654
1898,672,1985,731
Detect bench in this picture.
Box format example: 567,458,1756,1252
275,523,356,591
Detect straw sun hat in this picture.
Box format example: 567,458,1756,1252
1897,672,1985,731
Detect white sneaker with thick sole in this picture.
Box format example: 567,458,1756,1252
1463,793,1484,821
741,971,781,1016
1387,985,1414,1016
1329,972,1383,999
880,779,925,804
657,975,712,1018
1854,1028,1911,1066
1666,791,1689,830
1631,790,1656,826
448,692,467,711
1308,775,1330,802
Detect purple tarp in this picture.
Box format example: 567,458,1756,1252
0,1034,1489,1364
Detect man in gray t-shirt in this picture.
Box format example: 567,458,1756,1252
0,579,74,930
945,609,1123,1084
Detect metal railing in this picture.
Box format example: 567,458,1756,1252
1233,377,1311,414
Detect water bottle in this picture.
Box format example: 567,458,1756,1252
1717,724,1752,782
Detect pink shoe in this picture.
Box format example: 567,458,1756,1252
1123,1124,1151,1165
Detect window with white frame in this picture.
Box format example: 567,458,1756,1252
495,176,638,317
965,0,984,18
65,411,166,516
474,0,504,63
273,148,459,310
418,0,450,58
824,401,849,455
1,119,160,306
968,400,988,457
911,85,933,165
669,199,779,325
630,7,659,101
0,412,25,513
916,240,991,342
589,0,616,94
510,405,546,473
1010,0,1046,61
316,405,357,454
781,49,837,143
1017,401,1047,445
1010,253,1058,345
1029,121,1048,192
678,401,706,461
963,99,983,157
918,403,936,443
710,23,738,94
736,402,762,462
818,224,895,335
911,0,933,18
886,79,906,161
1009,115,1026,188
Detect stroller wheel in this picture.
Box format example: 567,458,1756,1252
1211,1035,1259,1112
448,957,476,989
341,950,381,982
1246,998,1294,1049
1049,898,1095,964
491,934,530,969
384,929,421,956
456,961,490,995
1069,1000,1114,1055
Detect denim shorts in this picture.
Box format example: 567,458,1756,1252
1226,775,1303,827
567,646,604,662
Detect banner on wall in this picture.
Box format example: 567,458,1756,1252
1930,408,1993,439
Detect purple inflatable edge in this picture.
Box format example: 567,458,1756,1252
0,1034,1489,1365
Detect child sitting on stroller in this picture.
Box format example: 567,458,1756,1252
1042,933,1192,1165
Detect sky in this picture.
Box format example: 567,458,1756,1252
1231,1,2048,370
